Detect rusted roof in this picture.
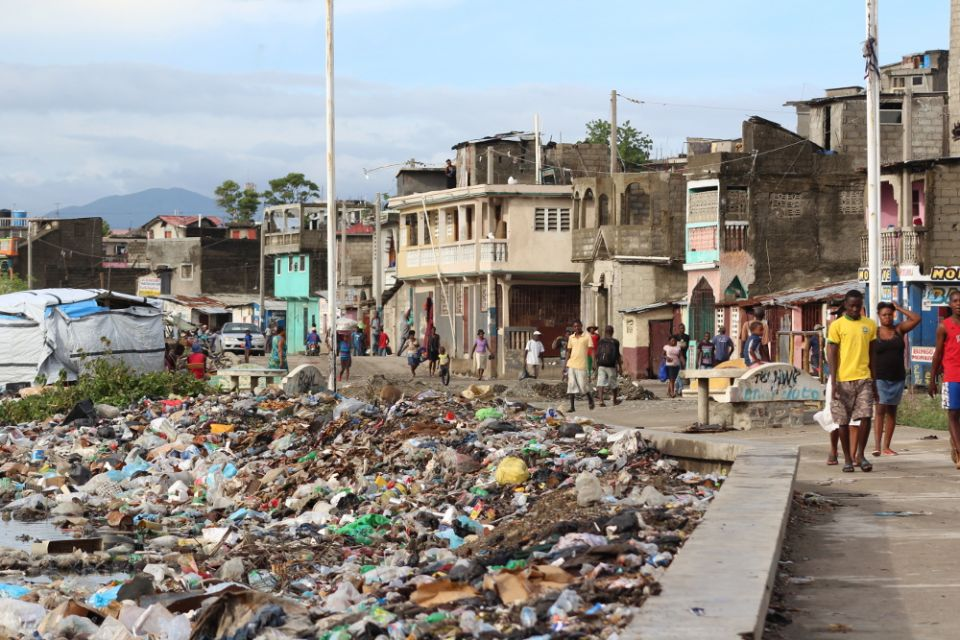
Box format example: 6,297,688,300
736,280,863,308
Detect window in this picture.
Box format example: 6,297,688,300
879,102,903,125
288,256,296,272
912,75,924,86
840,189,864,216
770,192,804,218
275,259,281,275
465,207,474,240
445,211,455,240
180,263,193,280
164,230,172,239
406,214,419,246
688,226,717,251
534,208,571,231
892,77,905,88
299,255,306,271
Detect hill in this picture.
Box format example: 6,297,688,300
52,188,225,229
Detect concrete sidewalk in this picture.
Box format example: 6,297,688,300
585,398,958,640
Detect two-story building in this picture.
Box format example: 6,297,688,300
570,170,688,377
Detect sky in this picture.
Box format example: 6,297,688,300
0,0,950,214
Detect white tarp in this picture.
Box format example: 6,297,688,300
0,288,164,387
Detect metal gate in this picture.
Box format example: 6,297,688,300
689,278,716,358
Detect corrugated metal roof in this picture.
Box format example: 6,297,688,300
619,301,678,314
738,280,863,308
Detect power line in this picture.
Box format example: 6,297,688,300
616,92,794,115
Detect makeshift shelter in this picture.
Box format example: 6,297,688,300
0,288,164,387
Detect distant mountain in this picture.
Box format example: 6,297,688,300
51,188,225,230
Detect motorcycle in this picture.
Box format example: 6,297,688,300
305,342,320,356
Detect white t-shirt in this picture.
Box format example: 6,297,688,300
663,344,682,367
525,339,545,365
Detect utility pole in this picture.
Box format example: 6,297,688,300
865,0,881,315
534,114,542,184
325,0,338,390
258,213,266,330
609,89,618,175
373,193,382,320
26,218,33,289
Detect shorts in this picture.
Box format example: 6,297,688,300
876,379,905,406
474,352,488,370
567,368,591,395
428,351,440,362
666,365,680,381
340,356,351,366
943,381,960,411
831,379,875,425
597,366,618,388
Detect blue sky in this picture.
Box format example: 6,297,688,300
0,0,949,214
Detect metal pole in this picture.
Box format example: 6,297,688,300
26,218,32,289
374,193,382,327
609,89,618,174
534,114,542,185
865,0,881,315
258,213,266,330
325,0,338,390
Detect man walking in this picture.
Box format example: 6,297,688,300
929,290,960,468
826,290,877,473
595,325,622,407
712,326,733,365
524,330,545,379
566,320,594,412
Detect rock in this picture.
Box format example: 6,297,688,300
559,423,584,438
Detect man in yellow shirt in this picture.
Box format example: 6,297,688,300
826,290,877,473
566,320,594,412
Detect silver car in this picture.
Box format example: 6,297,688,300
220,322,266,355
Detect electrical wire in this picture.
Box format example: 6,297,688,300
616,92,794,115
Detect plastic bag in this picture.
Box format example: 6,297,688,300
814,376,858,432
658,359,668,382
494,456,529,485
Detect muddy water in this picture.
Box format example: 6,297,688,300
0,517,73,551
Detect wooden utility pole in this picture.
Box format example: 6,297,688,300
609,89,618,174
325,0,338,389
865,0,881,314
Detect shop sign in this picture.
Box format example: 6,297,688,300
922,285,960,310
929,266,960,281
137,276,162,298
911,346,935,364
857,267,893,282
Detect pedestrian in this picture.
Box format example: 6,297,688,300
871,301,920,456
566,320,594,411
243,330,253,364
553,328,572,382
672,323,690,393
352,327,363,357
401,330,417,357
338,334,352,381
809,325,823,375
524,330,545,379
186,342,207,380
444,158,456,189
268,321,288,371
427,329,441,376
586,325,600,381
745,322,766,365
712,325,733,365
663,336,682,398
470,329,491,380
438,346,450,385
697,331,715,369
378,330,390,356
165,342,184,371
826,289,877,473
595,325,623,407
929,290,960,469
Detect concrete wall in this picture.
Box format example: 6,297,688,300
397,169,447,196
14,218,104,289
927,163,960,265
146,239,201,296
951,0,960,156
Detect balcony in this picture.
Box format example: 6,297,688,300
399,240,509,276
859,228,926,267
264,229,324,256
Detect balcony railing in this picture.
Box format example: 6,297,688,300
859,228,926,266
479,240,508,264
401,240,507,271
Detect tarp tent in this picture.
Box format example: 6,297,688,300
0,288,164,387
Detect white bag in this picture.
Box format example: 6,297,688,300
814,376,859,432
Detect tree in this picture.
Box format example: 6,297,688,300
215,180,261,225
262,173,320,206
101,219,111,236
580,119,653,168
0,274,28,295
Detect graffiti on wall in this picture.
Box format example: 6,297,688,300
729,363,824,403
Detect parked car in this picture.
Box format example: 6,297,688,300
219,322,266,355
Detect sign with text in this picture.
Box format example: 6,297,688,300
929,266,960,281
911,346,936,363
728,363,824,403
922,285,959,310
137,276,162,298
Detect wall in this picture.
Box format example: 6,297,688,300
835,96,947,164
199,237,265,295
951,0,960,157
145,239,202,296
927,163,960,265
397,170,447,196
275,254,312,298
622,306,675,378
15,218,104,289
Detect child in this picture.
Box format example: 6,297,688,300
408,344,425,378
745,322,766,366
338,335,352,381
438,346,450,385
243,330,253,364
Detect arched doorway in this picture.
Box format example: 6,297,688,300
598,194,611,226
582,189,595,228
623,183,650,225
689,278,716,353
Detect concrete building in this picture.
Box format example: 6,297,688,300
264,201,375,352
570,170,688,377
11,218,105,290
143,215,223,240
681,117,865,361
396,167,448,196
389,182,578,377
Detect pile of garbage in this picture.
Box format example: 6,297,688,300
0,386,722,639
527,380,657,402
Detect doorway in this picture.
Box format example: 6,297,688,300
689,278,716,353
649,319,673,378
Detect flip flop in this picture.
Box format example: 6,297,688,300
826,455,839,466
871,450,881,457
842,463,855,473
881,449,898,456
859,458,873,472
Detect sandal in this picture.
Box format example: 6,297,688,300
871,450,881,457
859,458,873,472
826,455,839,466
881,449,898,456
842,463,855,473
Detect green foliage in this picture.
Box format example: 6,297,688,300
0,358,210,424
898,391,948,430
581,119,653,168
0,274,28,295
262,173,320,206
101,219,111,236
215,180,261,225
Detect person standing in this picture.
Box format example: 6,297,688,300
663,336,682,399
712,326,733,365
378,330,390,356
524,330,545,379
338,334,352,381
243,330,253,364
871,301,920,456
427,329,441,377
566,320,594,411
745,322,767,365
826,290,877,473
586,326,600,381
697,332,715,369
268,321,288,371
809,324,823,376
929,290,960,468
595,325,622,407
444,159,457,189
186,342,207,380
672,323,690,393
470,329,491,380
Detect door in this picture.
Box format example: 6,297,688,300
649,319,673,378
689,278,716,361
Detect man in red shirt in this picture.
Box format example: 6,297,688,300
929,290,960,469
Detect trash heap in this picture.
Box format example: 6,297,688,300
0,388,723,639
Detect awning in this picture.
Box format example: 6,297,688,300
196,306,230,315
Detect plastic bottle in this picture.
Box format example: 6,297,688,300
520,606,537,628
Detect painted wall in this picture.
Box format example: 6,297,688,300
274,254,311,298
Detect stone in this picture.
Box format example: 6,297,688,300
282,365,326,396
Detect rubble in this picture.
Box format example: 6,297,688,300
0,383,722,638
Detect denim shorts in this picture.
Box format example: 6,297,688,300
876,379,905,406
